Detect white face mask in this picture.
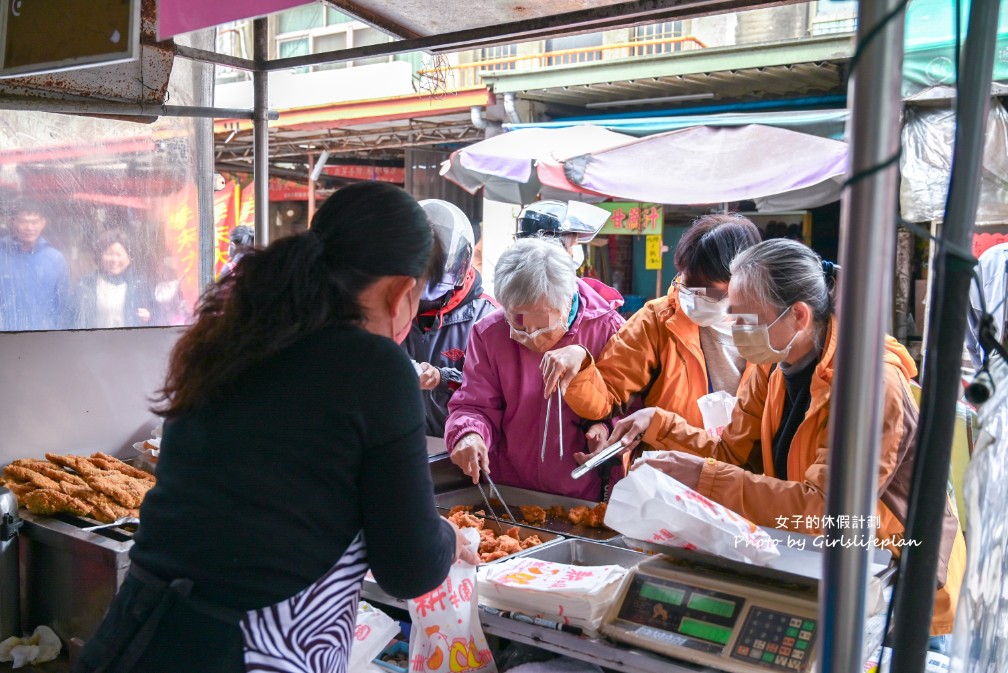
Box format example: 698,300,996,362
731,306,799,364
572,244,585,268
679,289,730,328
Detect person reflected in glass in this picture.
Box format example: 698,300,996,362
218,225,254,280
0,199,72,331
75,228,154,328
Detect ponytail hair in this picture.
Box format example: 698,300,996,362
154,182,432,416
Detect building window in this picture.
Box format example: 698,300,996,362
274,7,395,70
632,21,684,55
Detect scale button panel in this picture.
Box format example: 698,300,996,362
731,607,815,672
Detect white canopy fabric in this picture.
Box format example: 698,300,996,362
561,124,849,205
440,125,634,204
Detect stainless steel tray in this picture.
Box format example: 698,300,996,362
517,538,647,569
436,484,618,541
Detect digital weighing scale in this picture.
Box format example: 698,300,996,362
601,531,893,673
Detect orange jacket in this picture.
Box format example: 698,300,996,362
565,282,757,431
642,317,965,635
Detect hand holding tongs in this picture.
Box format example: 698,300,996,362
476,474,517,527
540,387,564,463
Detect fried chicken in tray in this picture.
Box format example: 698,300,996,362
1,452,153,523
447,507,544,563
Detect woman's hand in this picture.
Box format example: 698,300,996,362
417,363,441,390
445,517,481,565
574,423,614,465
540,345,590,397
607,407,659,452
450,433,489,484
632,450,707,490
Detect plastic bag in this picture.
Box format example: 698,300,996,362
696,391,737,437
408,529,496,673
348,602,401,673
605,463,780,565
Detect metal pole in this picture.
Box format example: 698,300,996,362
890,0,1003,670
820,1,904,671
307,152,317,226
253,18,270,247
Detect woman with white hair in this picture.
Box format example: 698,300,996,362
444,238,625,500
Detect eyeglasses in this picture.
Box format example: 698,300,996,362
505,306,568,334
672,281,728,303
730,305,792,328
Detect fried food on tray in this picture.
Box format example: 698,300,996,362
449,509,546,562
3,452,155,524
24,488,91,517
2,465,61,491
547,505,567,519
567,505,591,526
519,505,546,526
45,453,101,477
587,502,607,528
88,452,156,483
84,472,151,509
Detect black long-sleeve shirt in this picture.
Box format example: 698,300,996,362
131,324,455,609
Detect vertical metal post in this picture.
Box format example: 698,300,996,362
820,1,905,672
307,153,317,226
253,18,270,247
196,117,216,289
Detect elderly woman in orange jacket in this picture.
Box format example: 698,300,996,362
612,238,966,638
541,213,762,469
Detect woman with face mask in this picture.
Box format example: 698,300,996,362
541,213,762,471
75,228,154,328
623,238,965,640
75,182,478,673
444,237,625,500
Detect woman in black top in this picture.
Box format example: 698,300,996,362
75,182,478,673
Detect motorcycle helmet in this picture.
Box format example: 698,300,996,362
419,199,474,301
515,200,610,245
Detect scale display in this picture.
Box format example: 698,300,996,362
604,559,820,673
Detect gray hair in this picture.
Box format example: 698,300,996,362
730,239,835,324
495,238,577,313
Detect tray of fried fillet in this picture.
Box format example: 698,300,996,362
437,485,617,542
1,452,155,526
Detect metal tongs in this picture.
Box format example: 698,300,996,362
476,473,517,527
81,516,140,532
539,387,564,463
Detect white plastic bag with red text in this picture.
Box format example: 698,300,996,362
408,530,496,673
605,463,780,565
348,601,401,673
697,390,737,437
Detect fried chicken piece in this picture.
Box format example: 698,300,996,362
480,550,508,563
3,465,61,491
24,488,91,517
448,510,485,530
58,483,134,523
45,453,100,477
88,453,156,483
11,459,88,487
519,505,547,526
567,505,591,526
505,526,521,538
547,505,567,519
84,472,151,509
2,479,37,501
478,529,498,553
494,535,522,555
448,505,472,517
520,534,543,550
587,502,608,528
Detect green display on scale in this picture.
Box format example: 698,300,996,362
687,594,736,618
679,617,733,646
640,582,685,606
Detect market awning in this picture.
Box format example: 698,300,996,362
440,125,634,203
559,124,848,205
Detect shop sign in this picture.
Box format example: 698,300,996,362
645,235,663,270
596,202,663,235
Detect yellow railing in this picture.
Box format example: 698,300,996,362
416,36,707,90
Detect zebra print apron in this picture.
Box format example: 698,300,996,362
240,531,369,673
